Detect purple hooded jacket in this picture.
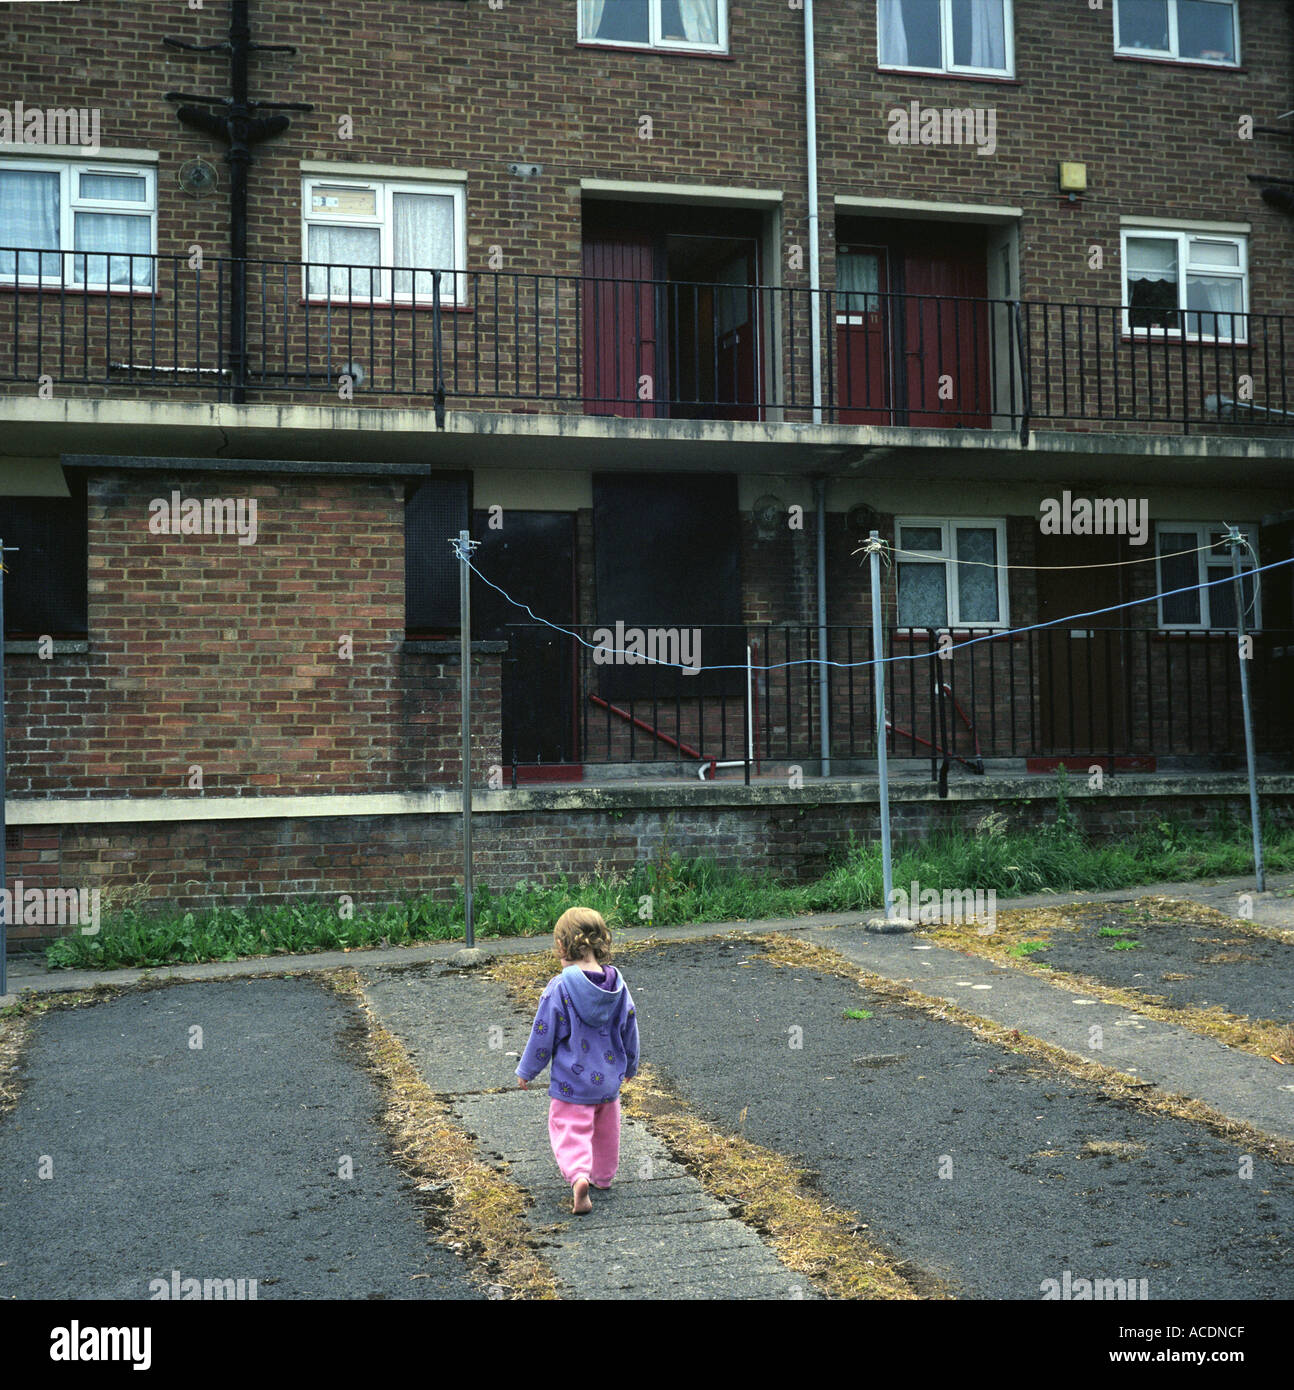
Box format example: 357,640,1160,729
516,964,639,1104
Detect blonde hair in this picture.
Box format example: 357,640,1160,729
553,907,613,965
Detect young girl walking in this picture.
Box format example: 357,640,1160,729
516,907,639,1214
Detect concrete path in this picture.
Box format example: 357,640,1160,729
0,977,481,1299
807,924,1294,1141
358,961,813,1299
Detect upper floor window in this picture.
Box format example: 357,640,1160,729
1157,524,1259,629
302,175,465,304
0,160,156,290
879,0,1014,78
1122,228,1247,341
1114,0,1239,65
896,518,1008,629
579,1,727,53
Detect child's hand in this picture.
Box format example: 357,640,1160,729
518,1077,529,1089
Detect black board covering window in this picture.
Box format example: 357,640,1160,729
593,472,743,699
0,476,88,637
406,476,470,634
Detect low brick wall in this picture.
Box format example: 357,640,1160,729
6,775,1292,947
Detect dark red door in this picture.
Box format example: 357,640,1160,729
902,241,991,428
836,246,893,424
582,232,659,417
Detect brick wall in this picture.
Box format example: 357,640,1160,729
0,0,1288,419
7,777,1291,943
3,467,501,797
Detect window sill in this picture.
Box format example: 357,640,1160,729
1113,53,1242,73
301,298,471,313
1152,628,1253,638
1121,333,1250,348
876,66,1019,85
3,639,89,655
576,41,732,60
0,284,158,298
894,628,1016,640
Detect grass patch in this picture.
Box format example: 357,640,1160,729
754,934,1294,1167
1008,940,1050,957
843,1009,873,1020
322,969,560,1301
925,897,1294,1065
40,793,1294,972
486,947,935,1300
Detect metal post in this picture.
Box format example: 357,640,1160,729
1228,526,1265,892
0,539,7,996
456,530,476,947
815,476,830,777
869,532,895,918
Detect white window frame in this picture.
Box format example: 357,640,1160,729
1120,227,1248,343
300,175,466,305
1155,522,1260,630
895,517,1009,631
878,0,1015,79
0,158,157,291
1113,0,1240,67
577,0,729,54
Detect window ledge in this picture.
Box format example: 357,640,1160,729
0,284,158,298
302,298,471,313
576,41,732,60
1113,53,1242,73
4,639,89,655
876,66,1019,85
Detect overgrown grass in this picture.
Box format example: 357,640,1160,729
43,794,1294,971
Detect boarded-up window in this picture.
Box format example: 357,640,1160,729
0,476,88,636
406,476,469,633
593,472,743,697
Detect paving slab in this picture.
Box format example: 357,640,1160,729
0,977,480,1299
807,924,1294,1141
623,938,1294,1301
358,961,812,1300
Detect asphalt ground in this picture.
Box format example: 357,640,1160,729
1021,906,1294,1024
0,977,481,1300
621,937,1294,1300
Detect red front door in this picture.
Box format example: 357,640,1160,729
582,232,659,417
836,246,893,424
901,238,992,428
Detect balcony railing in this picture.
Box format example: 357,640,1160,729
498,623,1294,779
2,251,1292,435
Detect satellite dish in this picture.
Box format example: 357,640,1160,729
847,503,880,537
178,158,219,198
752,494,785,540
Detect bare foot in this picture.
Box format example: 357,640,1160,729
572,1177,593,1214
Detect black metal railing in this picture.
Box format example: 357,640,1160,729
497,623,1294,780
3,250,1292,433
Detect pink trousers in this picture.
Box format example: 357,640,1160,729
548,1097,621,1187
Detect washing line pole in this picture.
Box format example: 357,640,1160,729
455,531,478,948
1227,526,1265,893
868,532,896,919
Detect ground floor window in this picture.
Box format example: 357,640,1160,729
1156,523,1259,629
895,518,1008,630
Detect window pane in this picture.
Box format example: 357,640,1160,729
1159,532,1200,624
79,172,147,202
583,0,649,43
1118,0,1170,50
307,223,380,297
1127,237,1179,330
879,0,942,69
1185,273,1242,337
839,249,881,315
898,562,947,628
660,0,719,44
952,0,1007,70
310,184,377,217
392,192,455,297
900,525,943,553
1177,0,1235,61
73,212,152,287
0,168,60,279
955,527,999,623
1188,239,1239,268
